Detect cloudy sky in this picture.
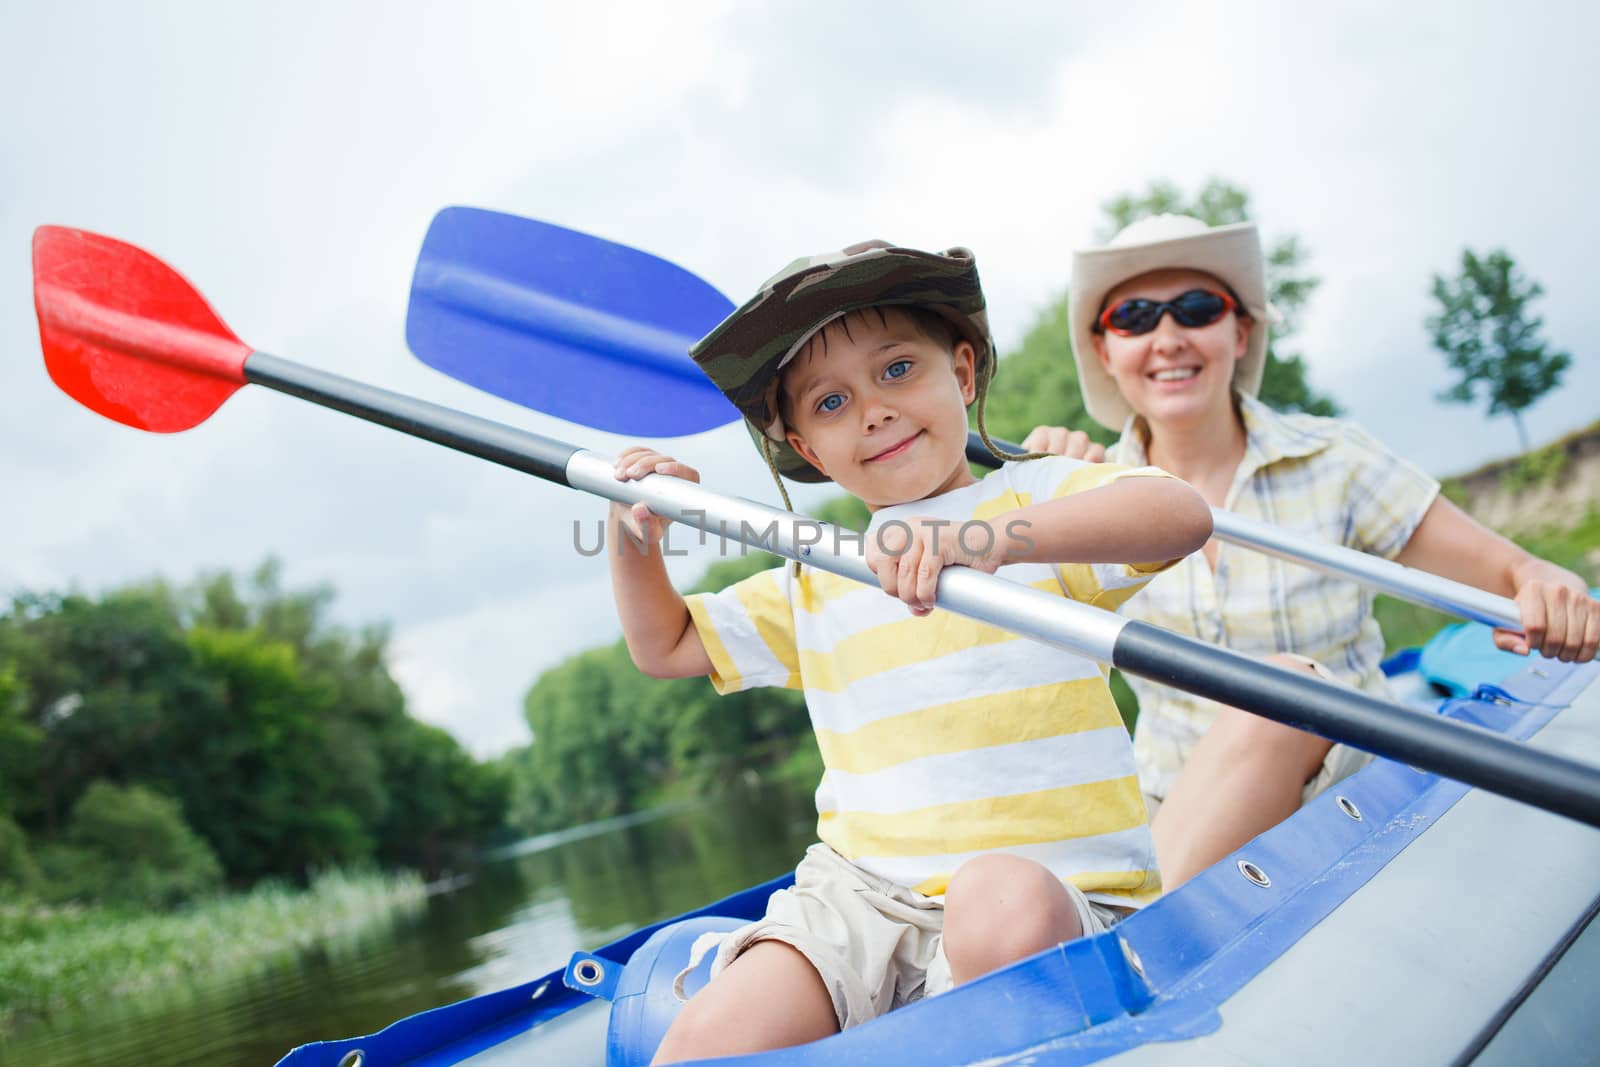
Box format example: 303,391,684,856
4,2,1596,756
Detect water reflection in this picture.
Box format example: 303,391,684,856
0,780,820,1067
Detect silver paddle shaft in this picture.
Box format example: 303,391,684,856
1214,510,1520,630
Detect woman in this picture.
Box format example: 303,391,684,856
1025,214,1599,888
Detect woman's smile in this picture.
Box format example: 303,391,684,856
1148,364,1202,385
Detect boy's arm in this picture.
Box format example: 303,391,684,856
867,470,1210,616
608,448,714,679
1394,496,1599,663
996,474,1212,569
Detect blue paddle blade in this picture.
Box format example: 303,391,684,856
406,207,741,436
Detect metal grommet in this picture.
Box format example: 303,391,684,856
1119,937,1146,979
1237,859,1271,888
1335,795,1363,821
573,959,606,987
337,1052,365,1067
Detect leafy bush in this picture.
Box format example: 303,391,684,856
0,817,41,892
43,781,222,908
0,567,511,888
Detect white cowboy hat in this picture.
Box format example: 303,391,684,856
1069,214,1282,429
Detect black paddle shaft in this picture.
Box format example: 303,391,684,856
1115,622,1600,827
246,353,581,485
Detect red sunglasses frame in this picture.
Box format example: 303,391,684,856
1095,289,1240,336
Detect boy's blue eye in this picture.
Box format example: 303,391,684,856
817,394,844,414
884,359,912,380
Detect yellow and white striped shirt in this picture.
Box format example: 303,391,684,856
1109,394,1440,801
684,457,1177,908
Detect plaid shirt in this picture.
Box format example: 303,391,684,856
1107,394,1440,801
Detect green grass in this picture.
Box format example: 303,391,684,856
1374,597,1458,655
1515,506,1600,585
0,868,426,1034
1501,444,1569,493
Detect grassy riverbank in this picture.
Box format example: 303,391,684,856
0,868,426,1035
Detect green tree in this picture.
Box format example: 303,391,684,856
0,589,206,833
1428,247,1570,452
176,563,506,876
977,295,1104,445
1101,178,1339,417
47,780,223,907
0,565,510,891
174,626,372,878
377,723,510,873
0,815,42,891
0,664,41,821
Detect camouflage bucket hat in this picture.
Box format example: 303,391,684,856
690,240,996,483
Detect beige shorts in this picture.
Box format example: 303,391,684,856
678,843,1122,1030
1143,653,1375,818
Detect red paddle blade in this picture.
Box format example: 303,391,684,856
32,226,251,432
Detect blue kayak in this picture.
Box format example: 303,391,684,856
276,626,1600,1066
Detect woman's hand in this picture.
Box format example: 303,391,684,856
865,516,1009,616
1021,425,1105,463
1395,497,1597,664
1501,559,1600,662
611,447,701,549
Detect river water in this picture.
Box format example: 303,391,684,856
1,781,821,1067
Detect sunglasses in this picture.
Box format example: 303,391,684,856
1095,289,1239,336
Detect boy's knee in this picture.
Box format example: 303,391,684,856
653,941,836,1064
653,990,737,1064
942,855,1080,980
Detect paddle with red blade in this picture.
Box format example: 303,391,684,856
31,224,1600,830
34,226,582,482
403,207,1523,632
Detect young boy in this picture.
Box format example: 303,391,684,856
607,241,1212,1064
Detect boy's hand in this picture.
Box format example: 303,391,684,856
1021,425,1105,463
611,447,701,548
1499,560,1600,663
866,516,1008,617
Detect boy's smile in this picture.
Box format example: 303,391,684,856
864,430,924,463
781,307,979,510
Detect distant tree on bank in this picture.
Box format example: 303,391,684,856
1428,247,1570,452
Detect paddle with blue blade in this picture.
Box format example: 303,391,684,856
404,207,1524,632
31,223,1600,829
406,207,738,436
